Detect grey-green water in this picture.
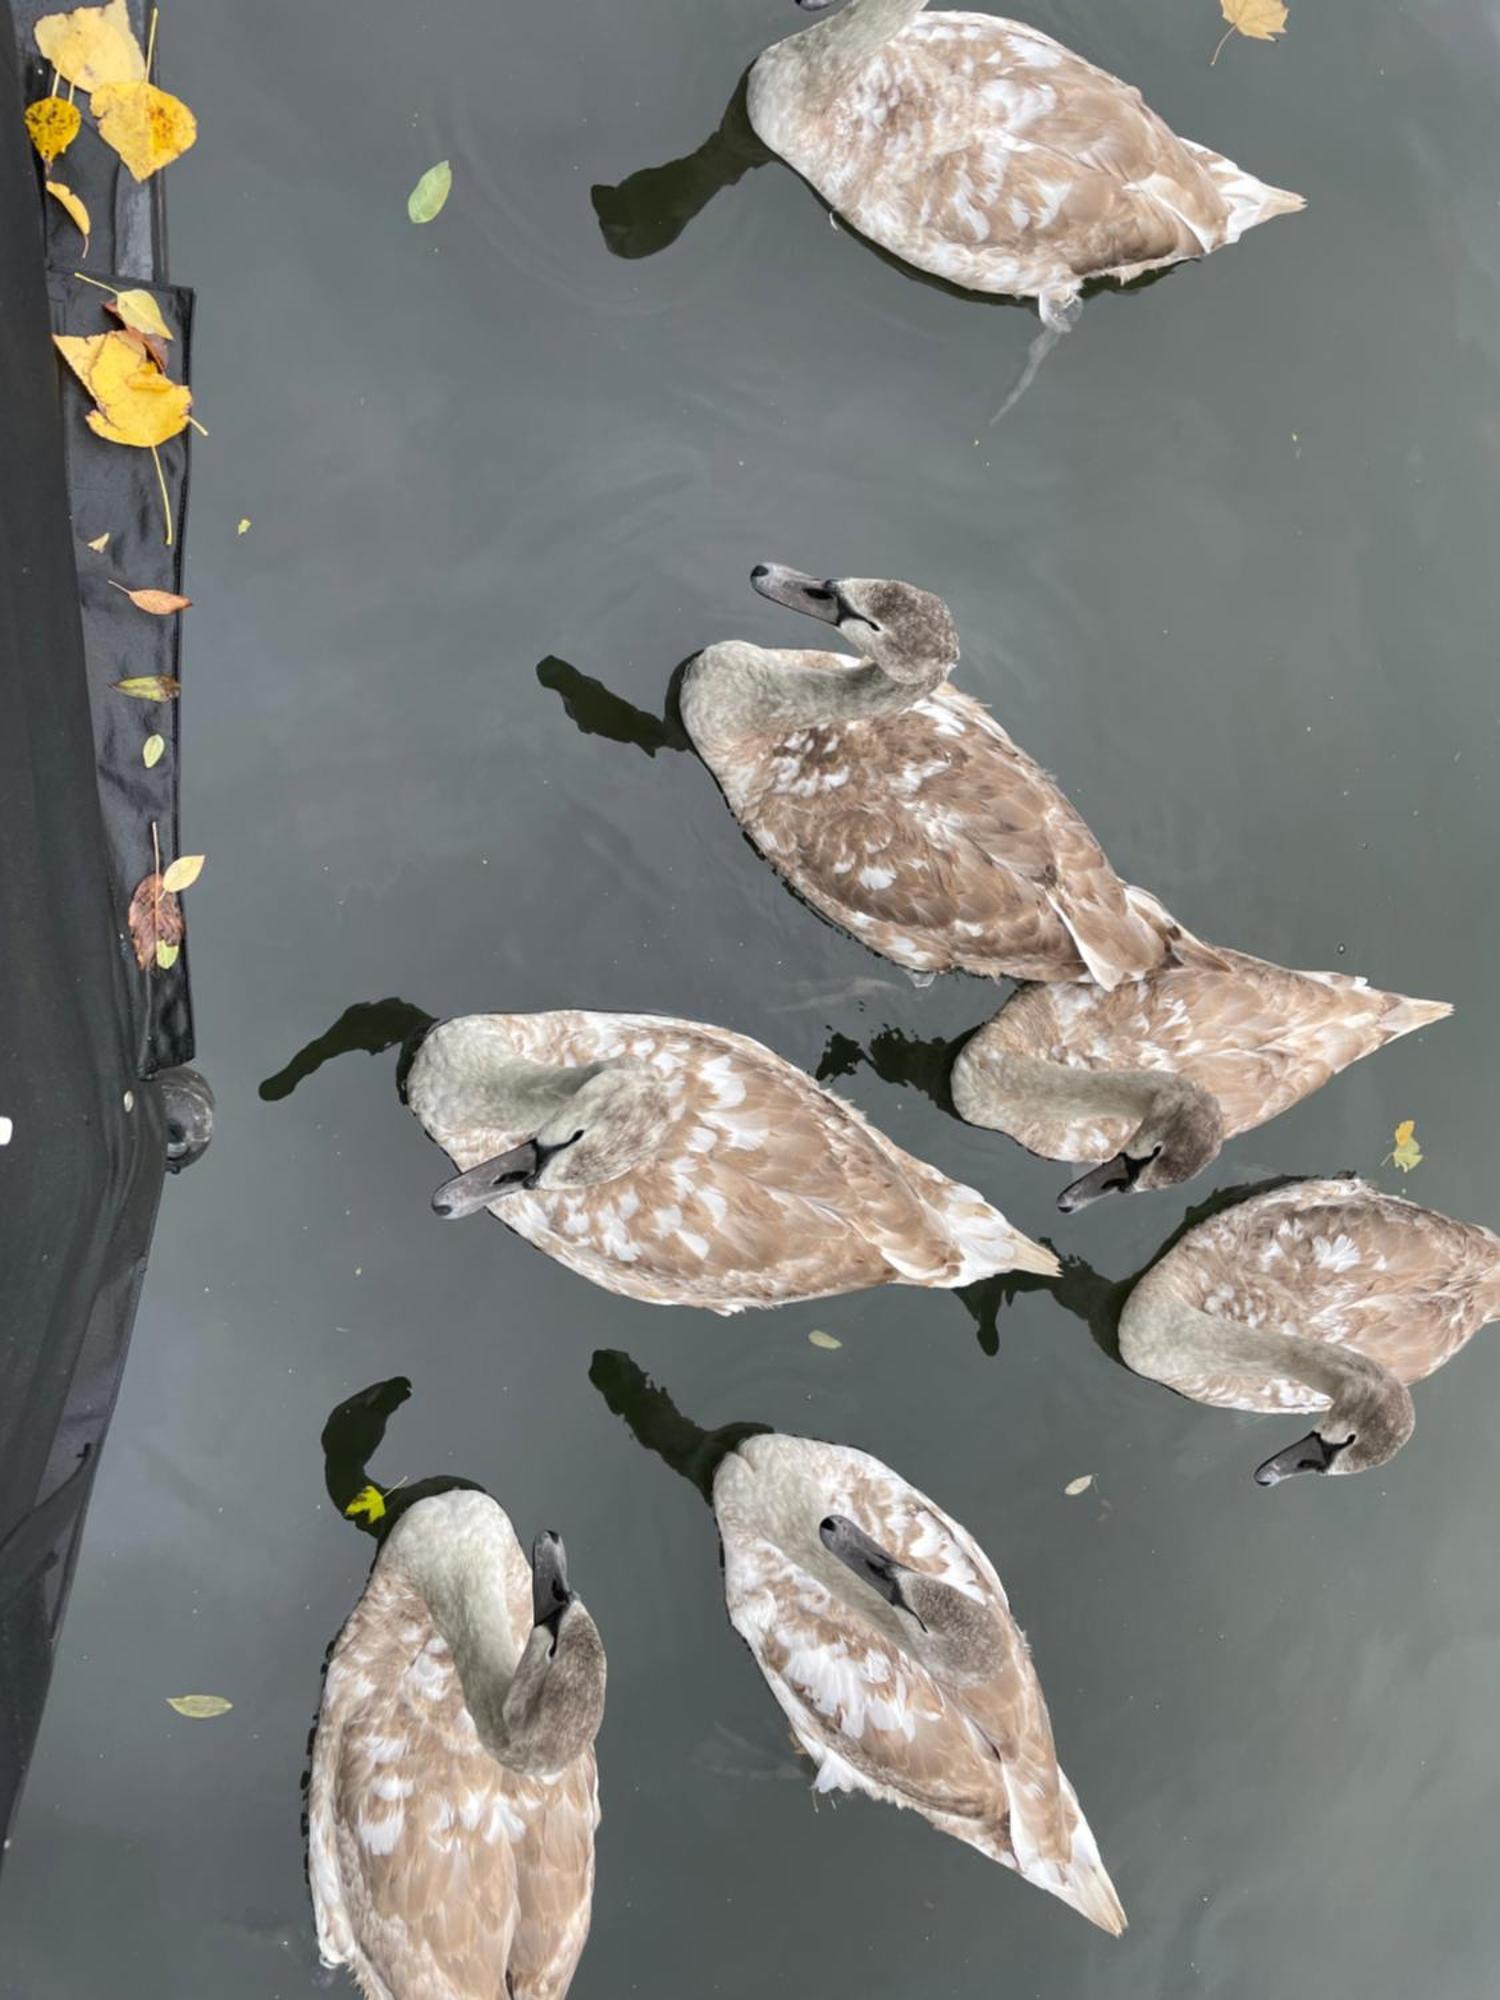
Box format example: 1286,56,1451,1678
5,1,1500,1994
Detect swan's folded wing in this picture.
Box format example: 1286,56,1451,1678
507,1758,600,2000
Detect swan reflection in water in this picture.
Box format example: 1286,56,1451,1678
308,1377,605,2000
590,1350,1126,1932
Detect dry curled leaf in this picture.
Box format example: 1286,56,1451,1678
807,1329,842,1350
54,330,191,447
108,580,191,614
1212,0,1289,61
1387,1118,1423,1173
127,869,183,969
91,80,197,182
407,159,452,224
107,287,173,341
45,179,89,250
165,1694,232,1719
161,853,204,894
1063,1475,1095,1497
142,733,165,768
344,1485,387,1524
34,0,144,92
112,674,180,700
24,94,81,164
86,531,111,552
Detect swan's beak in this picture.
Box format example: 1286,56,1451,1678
796,0,839,10
432,1140,542,1217
819,1515,904,1604
750,563,842,625
531,1531,573,1637
1057,1152,1137,1212
1254,1431,1342,1486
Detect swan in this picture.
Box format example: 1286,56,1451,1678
308,1493,605,2000
747,0,1303,326
407,1008,1057,1310
714,1431,1125,1931
950,930,1452,1207
1117,1179,1500,1482
682,566,1185,987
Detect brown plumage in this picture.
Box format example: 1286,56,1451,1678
406,1008,1057,1312
1119,1180,1500,1479
748,2,1302,324
309,1495,602,2000
683,569,1181,986
714,1434,1125,1930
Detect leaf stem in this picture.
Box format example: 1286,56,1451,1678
149,441,173,547
1210,25,1235,65
187,416,208,437
146,7,159,74
72,270,118,295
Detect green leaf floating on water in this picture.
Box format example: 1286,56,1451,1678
807,1329,842,1351
407,160,452,225
167,1694,233,1718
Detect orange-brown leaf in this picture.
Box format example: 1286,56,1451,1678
127,870,183,970
108,580,192,614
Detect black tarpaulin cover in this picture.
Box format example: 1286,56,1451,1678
0,0,198,1854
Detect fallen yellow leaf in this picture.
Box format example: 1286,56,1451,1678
108,580,192,614
1063,1474,1094,1497
161,853,204,893
86,531,111,552
142,733,165,768
807,1329,842,1350
109,287,172,341
34,0,144,92
344,1485,388,1524
24,94,81,164
407,159,452,224
155,939,180,969
111,673,180,700
54,330,191,447
1212,0,1288,61
165,1694,232,1719
236,517,251,535
45,180,89,251
1387,1118,1423,1173
91,80,197,181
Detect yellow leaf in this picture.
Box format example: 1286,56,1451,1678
91,80,197,182
110,287,173,341
34,0,144,92
155,938,180,969
142,733,165,768
44,179,89,252
1063,1474,1094,1497
161,853,204,893
166,1694,231,1718
108,580,192,614
86,531,111,552
236,517,251,535
111,674,180,700
1213,0,1289,60
24,94,81,164
54,330,191,447
344,1485,388,1524
807,1329,842,1350
1387,1119,1423,1173
407,159,452,224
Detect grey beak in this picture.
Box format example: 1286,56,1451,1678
1254,1431,1344,1486
750,563,842,625
795,0,839,11
432,1140,542,1217
531,1530,573,1635
819,1514,904,1606
1057,1151,1138,1213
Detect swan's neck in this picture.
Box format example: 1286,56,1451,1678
782,0,930,90
952,1045,1163,1136
456,1055,598,1135
406,1547,530,1760
701,646,944,742
1119,1288,1392,1409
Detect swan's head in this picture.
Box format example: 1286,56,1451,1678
819,1513,1002,1681
507,1530,606,1773
1254,1371,1416,1486
751,564,958,682
432,1063,672,1217
1057,1076,1225,1212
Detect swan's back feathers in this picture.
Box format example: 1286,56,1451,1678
410,1011,1053,1307
980,950,1452,1162
714,1436,1124,1933
751,14,1300,303
1139,1179,1500,1409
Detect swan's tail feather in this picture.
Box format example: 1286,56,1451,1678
940,1186,1060,1284
1193,147,1306,241
1378,993,1454,1038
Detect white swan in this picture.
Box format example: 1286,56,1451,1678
748,0,1302,324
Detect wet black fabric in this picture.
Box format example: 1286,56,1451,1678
0,0,196,1854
